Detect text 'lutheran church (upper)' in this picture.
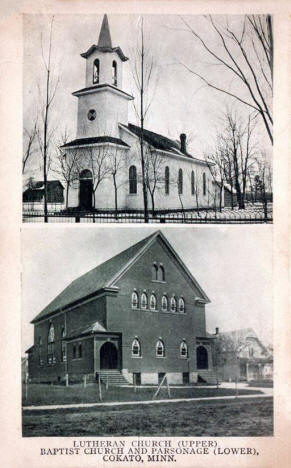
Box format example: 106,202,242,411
60,14,220,212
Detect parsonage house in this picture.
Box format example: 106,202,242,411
214,328,273,382
60,14,221,212
26,231,216,385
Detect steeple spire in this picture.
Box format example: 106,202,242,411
97,14,112,48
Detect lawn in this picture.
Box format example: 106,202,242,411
22,383,262,406
22,397,273,437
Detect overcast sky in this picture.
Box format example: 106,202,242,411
23,13,272,181
21,225,272,354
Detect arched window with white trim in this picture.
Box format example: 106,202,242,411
131,291,139,309
132,338,141,357
61,328,66,362
161,295,168,312
93,59,100,84
141,292,148,309
38,336,43,366
171,296,177,312
180,340,188,358
179,297,185,313
156,339,165,357
150,294,157,310
47,323,55,364
158,265,165,282
152,264,158,281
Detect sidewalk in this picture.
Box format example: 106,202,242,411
23,386,272,412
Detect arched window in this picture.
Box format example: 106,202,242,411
141,292,148,309
152,264,158,281
179,297,185,313
203,172,206,196
129,165,137,194
165,166,170,195
171,296,177,312
112,60,117,86
161,295,168,312
93,59,100,84
47,323,55,364
156,339,165,357
158,265,165,282
78,343,82,358
178,168,183,195
132,338,141,357
150,294,157,310
131,291,139,309
191,170,195,196
38,336,43,366
180,340,188,358
61,328,66,362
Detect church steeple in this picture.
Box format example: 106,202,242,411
97,14,112,48
73,14,133,139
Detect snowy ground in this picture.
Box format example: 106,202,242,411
23,203,273,223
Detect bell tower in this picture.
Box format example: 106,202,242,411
73,14,133,139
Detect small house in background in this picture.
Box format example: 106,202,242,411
213,327,273,382
23,180,65,211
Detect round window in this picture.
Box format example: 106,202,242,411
87,109,96,121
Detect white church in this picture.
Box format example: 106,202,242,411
61,14,220,212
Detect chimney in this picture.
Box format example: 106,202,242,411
180,133,187,154
215,327,219,335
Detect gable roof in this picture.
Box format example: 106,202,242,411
31,231,210,324
121,123,210,165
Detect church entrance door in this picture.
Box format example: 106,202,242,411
79,170,93,210
100,342,118,369
196,345,208,369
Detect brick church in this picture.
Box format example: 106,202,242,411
26,231,215,385
60,14,219,212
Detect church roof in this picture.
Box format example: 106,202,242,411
81,14,128,62
31,231,210,323
122,123,209,165
61,136,130,149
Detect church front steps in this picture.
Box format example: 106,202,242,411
98,370,129,386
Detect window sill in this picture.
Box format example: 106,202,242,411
131,356,142,359
128,193,137,196
152,280,166,284
72,358,83,361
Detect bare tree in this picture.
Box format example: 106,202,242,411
213,332,248,393
205,148,226,212
218,110,257,209
253,153,272,220
37,16,59,221
180,15,273,144
143,146,165,216
52,131,82,209
107,146,127,216
131,16,158,222
23,120,38,174
85,146,111,209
